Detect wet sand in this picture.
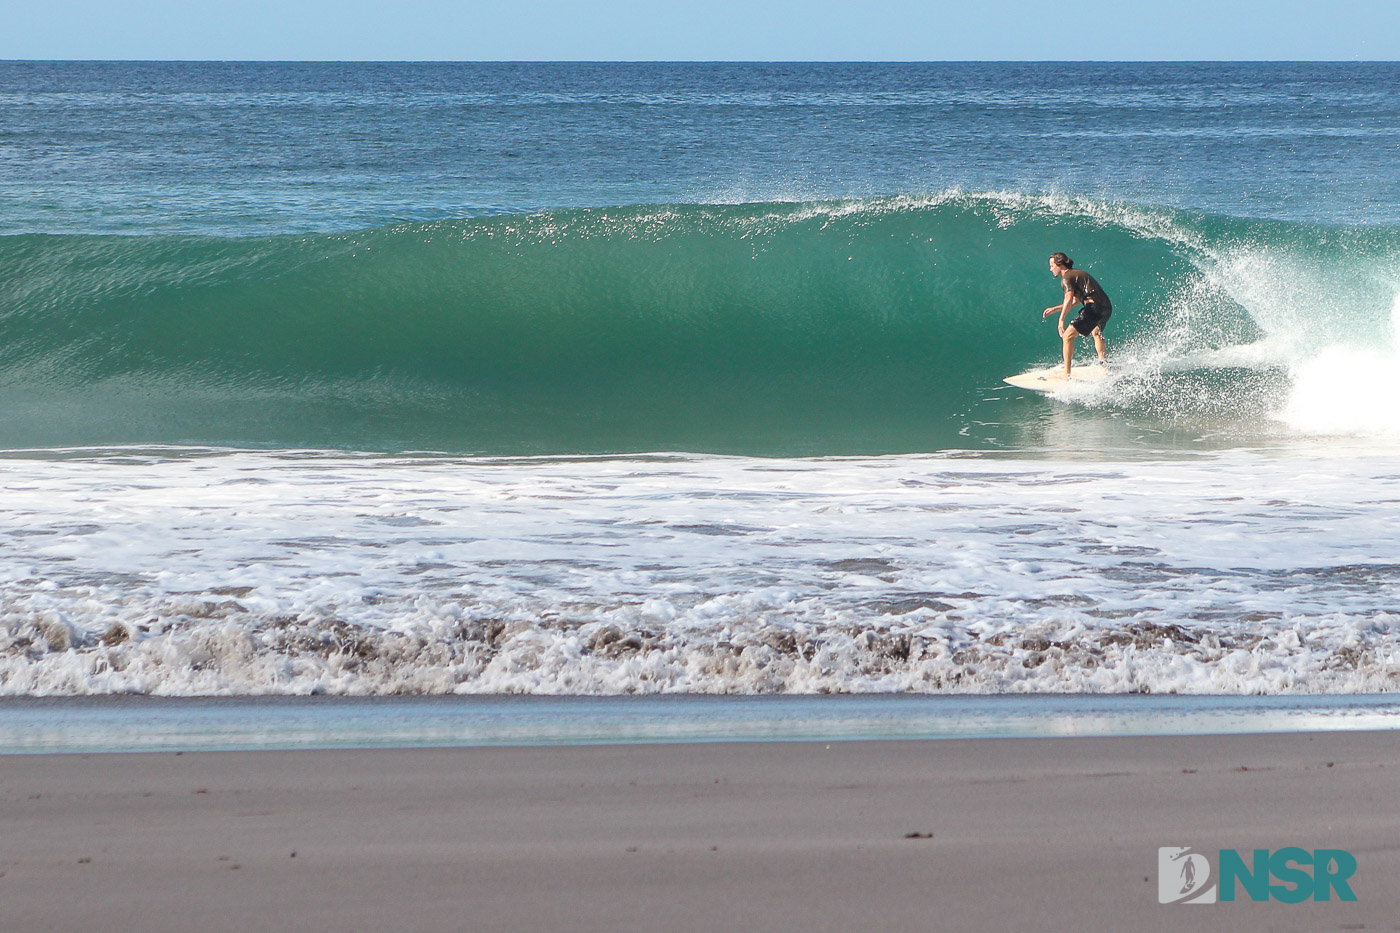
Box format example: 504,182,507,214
1,731,1396,932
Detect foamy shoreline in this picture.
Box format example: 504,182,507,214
3,448,1400,696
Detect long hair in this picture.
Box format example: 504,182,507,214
1049,252,1073,269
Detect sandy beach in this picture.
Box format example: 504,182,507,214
1,730,1395,932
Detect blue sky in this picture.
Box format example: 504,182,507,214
4,0,1398,61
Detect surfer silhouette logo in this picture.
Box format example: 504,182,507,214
1158,847,1217,904
1180,856,1196,893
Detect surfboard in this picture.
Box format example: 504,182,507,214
1003,363,1110,393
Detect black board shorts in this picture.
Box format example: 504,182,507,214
1070,302,1111,336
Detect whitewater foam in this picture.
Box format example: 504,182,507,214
2,448,1398,696
1280,293,1400,437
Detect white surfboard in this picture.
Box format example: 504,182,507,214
1003,363,1110,393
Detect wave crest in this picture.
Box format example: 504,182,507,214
1,193,1396,452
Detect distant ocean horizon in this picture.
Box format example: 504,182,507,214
1,62,1397,697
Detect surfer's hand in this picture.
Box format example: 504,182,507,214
1042,307,1057,319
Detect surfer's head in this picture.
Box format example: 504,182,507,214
1048,252,1073,275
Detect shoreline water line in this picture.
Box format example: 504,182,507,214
2,693,1399,754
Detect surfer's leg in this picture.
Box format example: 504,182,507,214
1092,326,1107,362
1061,328,1077,375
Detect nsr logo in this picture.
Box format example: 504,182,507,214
1158,847,1357,904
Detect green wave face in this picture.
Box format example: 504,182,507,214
1,195,1395,454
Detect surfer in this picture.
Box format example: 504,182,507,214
1042,252,1111,376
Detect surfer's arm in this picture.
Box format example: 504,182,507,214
1042,293,1077,319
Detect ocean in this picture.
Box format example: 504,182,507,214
2,61,1398,699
